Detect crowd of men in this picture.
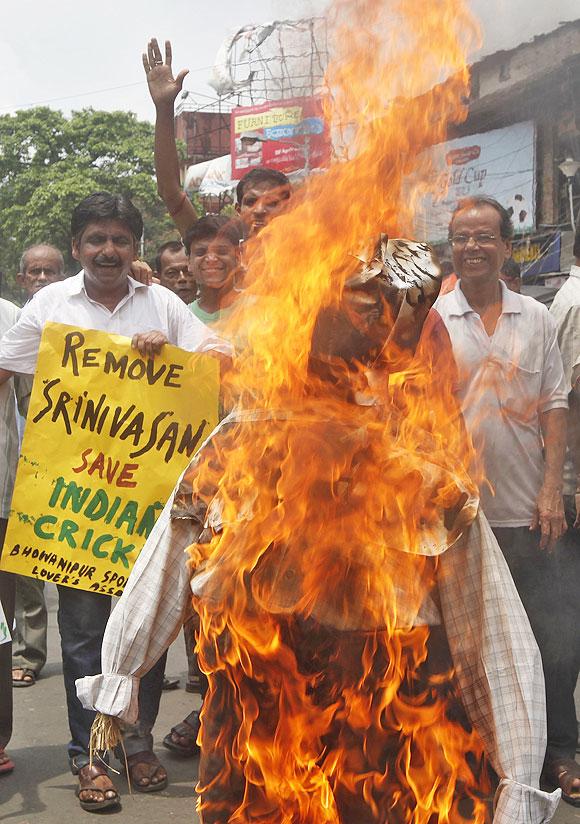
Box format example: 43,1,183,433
0,36,579,820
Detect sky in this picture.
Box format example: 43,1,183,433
0,0,578,123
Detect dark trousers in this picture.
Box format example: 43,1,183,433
493,509,580,760
0,519,16,751
57,584,167,770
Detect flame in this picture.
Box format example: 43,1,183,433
186,0,493,821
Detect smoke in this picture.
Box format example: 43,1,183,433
270,0,579,59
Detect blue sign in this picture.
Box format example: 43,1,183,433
514,232,562,279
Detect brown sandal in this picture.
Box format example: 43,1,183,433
75,763,120,811
542,756,580,807
126,750,168,793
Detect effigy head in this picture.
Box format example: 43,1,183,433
310,235,441,371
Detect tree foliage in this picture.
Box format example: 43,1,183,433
0,107,196,302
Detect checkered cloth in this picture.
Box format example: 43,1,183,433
77,422,560,823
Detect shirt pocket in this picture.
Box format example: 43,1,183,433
496,359,542,423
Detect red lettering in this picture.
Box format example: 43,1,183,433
72,449,140,487
87,452,105,479
116,463,138,488
72,448,92,474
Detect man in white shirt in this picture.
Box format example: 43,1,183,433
11,243,65,691
0,298,32,777
0,191,226,813
435,195,578,805
547,224,580,806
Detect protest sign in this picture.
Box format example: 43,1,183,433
0,323,220,596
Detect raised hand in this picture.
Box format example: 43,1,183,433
142,38,189,109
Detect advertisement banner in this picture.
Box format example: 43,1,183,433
230,96,331,179
414,121,536,243
0,323,220,595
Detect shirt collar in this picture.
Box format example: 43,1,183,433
569,264,580,279
448,278,521,316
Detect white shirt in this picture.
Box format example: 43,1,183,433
0,271,230,375
548,264,580,495
435,281,568,528
0,299,32,518
549,264,580,389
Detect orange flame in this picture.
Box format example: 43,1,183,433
187,0,492,821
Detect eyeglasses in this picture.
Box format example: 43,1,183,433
449,233,498,247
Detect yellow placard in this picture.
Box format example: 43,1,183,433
0,323,219,595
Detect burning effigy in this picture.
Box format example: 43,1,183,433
78,0,561,820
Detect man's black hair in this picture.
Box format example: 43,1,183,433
155,240,185,273
500,257,521,279
574,218,580,261
183,216,245,255
235,167,291,204
71,192,143,243
449,195,514,240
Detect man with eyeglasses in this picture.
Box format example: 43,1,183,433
434,195,580,805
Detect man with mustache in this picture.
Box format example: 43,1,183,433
0,191,227,813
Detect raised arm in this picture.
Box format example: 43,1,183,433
142,38,198,237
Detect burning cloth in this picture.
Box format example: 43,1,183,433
78,238,559,823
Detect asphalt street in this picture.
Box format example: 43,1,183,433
1,585,579,823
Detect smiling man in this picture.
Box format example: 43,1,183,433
185,215,245,325
0,191,228,813
434,195,574,802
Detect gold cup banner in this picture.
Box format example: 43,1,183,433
0,323,220,595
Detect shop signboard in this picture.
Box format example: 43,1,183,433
414,121,536,243
230,96,331,179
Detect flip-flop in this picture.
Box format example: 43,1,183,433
162,710,200,757
12,668,36,688
125,750,168,793
162,676,180,691
0,749,14,776
75,763,120,811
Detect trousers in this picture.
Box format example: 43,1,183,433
12,575,47,675
492,511,580,760
0,519,16,751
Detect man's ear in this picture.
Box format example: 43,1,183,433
16,272,24,286
71,239,81,262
